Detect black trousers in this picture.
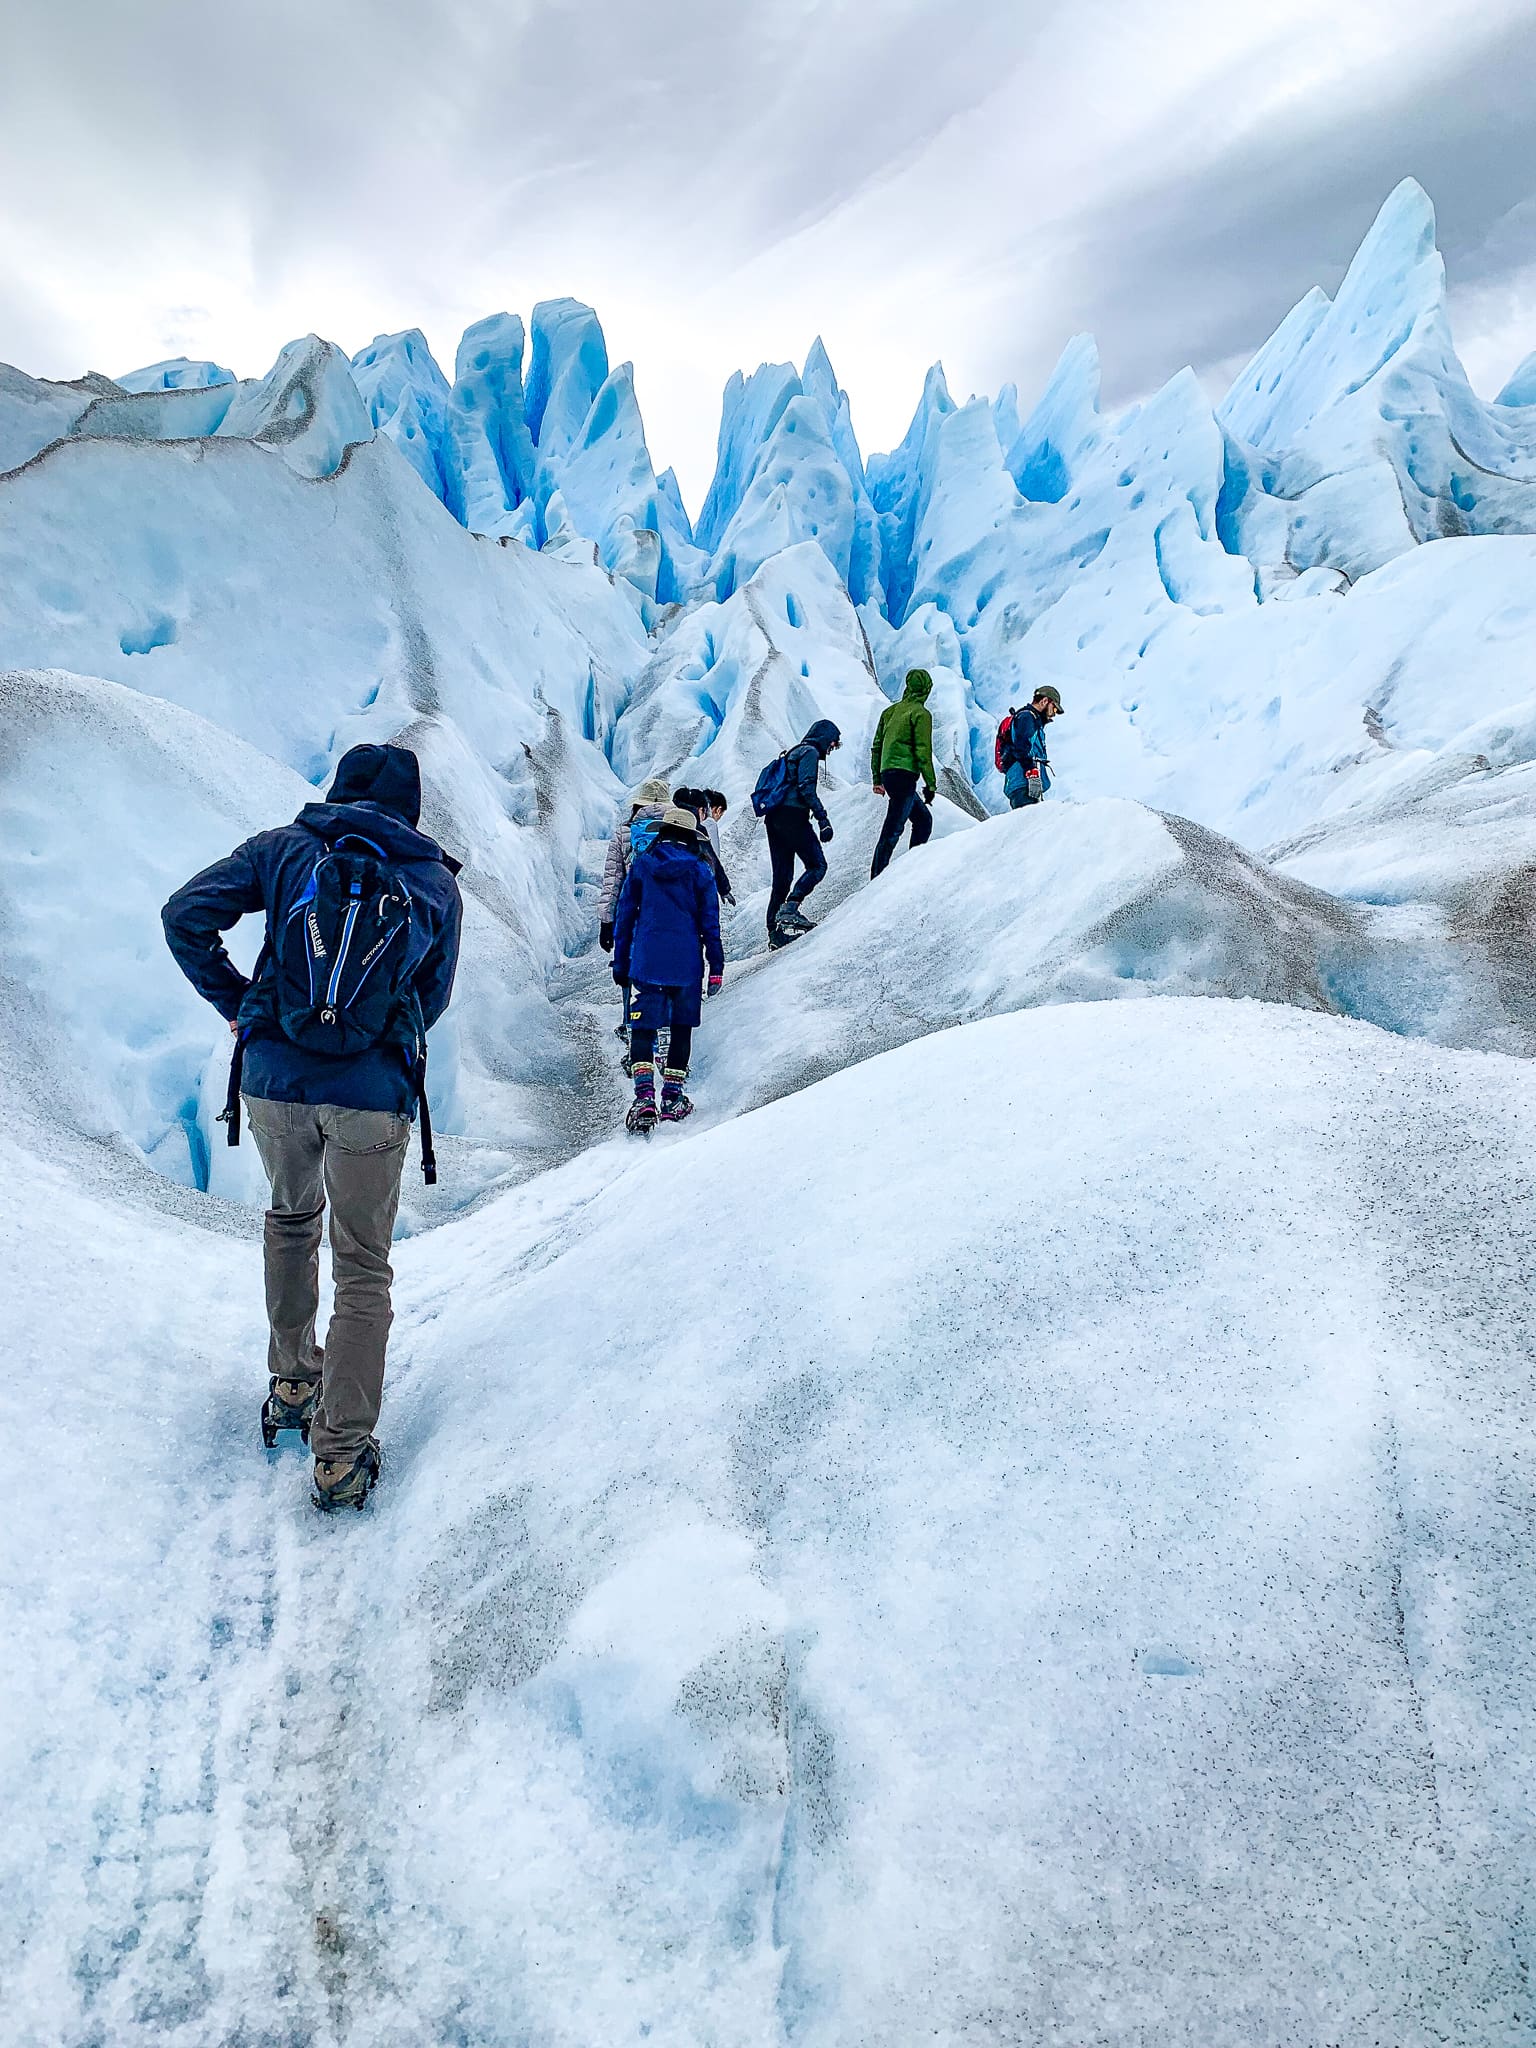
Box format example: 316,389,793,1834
765,808,828,930
632,1025,692,1070
870,768,933,877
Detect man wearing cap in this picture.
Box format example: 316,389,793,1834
1001,686,1064,808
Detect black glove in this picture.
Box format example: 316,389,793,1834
922,785,935,806
599,922,614,952
819,822,834,844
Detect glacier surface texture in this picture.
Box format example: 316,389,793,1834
1,179,1534,2046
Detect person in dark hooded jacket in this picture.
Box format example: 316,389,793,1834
761,718,841,946
161,743,463,1511
612,807,724,1131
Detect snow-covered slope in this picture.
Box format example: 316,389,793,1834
6,1001,1532,2044
695,799,1366,1118
1041,532,1536,838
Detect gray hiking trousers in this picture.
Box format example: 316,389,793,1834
244,1096,410,1461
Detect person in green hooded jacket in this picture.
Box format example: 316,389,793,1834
870,668,937,878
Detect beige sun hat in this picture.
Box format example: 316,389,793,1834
632,775,671,805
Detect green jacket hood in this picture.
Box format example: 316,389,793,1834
872,673,937,787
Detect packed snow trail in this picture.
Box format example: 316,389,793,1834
5,1001,1534,2046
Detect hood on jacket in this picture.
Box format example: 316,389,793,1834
902,669,934,701
803,719,842,756
326,743,423,826
294,799,461,872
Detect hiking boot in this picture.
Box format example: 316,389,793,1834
775,904,815,935
660,1067,693,1123
627,1060,657,1136
261,1375,321,1448
312,1438,381,1513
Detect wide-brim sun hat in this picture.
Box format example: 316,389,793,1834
633,775,671,805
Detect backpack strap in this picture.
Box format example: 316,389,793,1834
415,1056,437,1187
219,1032,248,1147
400,989,437,1186
215,942,439,1183
217,936,272,1148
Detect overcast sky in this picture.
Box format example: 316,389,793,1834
4,0,1535,508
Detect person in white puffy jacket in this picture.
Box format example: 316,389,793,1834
599,776,671,951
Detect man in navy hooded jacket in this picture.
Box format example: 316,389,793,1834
612,806,724,1131
162,743,462,1508
763,718,841,944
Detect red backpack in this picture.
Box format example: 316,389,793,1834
994,711,1016,773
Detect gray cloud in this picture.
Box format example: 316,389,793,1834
973,6,1536,410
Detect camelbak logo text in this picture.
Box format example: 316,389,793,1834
308,910,326,958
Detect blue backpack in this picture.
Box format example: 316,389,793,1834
751,750,795,817
629,814,662,858
272,832,421,1055
223,829,438,1180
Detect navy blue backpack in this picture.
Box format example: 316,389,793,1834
272,832,419,1053
222,830,438,1181
751,750,795,817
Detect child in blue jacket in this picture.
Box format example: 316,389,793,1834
612,806,725,1133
